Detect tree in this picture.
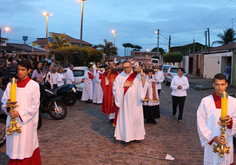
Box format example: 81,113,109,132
133,45,142,51
48,33,70,49
100,39,117,60
122,43,128,56
151,47,165,55
126,43,134,56
212,28,236,46
162,52,183,65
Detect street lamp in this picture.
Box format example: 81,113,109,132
79,0,86,48
43,12,53,56
155,29,160,62
112,30,118,47
0,27,10,55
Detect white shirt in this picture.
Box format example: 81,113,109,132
45,72,58,89
66,68,74,84
57,73,65,87
170,75,189,97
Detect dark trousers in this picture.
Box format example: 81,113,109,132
172,96,186,120
158,89,161,96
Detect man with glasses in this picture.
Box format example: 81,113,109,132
113,60,148,142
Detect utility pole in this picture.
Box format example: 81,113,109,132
80,0,86,48
193,39,195,55
232,19,234,28
207,28,210,54
156,29,160,62
168,35,171,52
205,31,207,53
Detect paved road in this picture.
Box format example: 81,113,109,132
0,83,235,165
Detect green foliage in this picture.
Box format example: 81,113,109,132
151,47,165,55
162,52,183,65
48,33,70,49
212,28,236,46
99,39,118,60
50,45,103,66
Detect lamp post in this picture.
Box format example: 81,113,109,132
80,0,86,48
43,12,53,56
155,29,160,62
0,27,10,55
112,30,118,47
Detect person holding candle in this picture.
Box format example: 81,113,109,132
197,73,236,165
1,60,41,165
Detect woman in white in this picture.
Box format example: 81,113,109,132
170,67,189,123
93,67,105,104
45,64,58,89
57,66,65,87
81,64,94,102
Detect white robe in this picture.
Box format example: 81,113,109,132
197,95,236,165
113,71,148,142
93,71,104,104
92,68,98,99
81,70,94,101
155,71,164,90
1,80,40,159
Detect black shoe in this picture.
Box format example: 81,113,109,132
152,120,157,124
110,119,114,123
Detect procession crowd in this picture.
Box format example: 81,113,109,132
1,54,236,165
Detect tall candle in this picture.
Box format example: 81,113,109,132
221,91,228,120
10,77,16,103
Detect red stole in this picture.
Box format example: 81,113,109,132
101,71,119,115
144,73,158,102
88,72,94,80
113,72,138,126
212,92,221,109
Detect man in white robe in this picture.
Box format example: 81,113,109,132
93,67,104,104
1,60,41,164
197,73,236,165
92,62,100,99
66,64,75,84
113,60,148,142
81,64,94,102
154,65,164,95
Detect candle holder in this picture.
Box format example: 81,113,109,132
7,103,21,135
213,120,230,157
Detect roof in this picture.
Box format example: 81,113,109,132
170,42,204,49
33,33,93,47
0,37,8,40
2,43,44,52
210,42,236,52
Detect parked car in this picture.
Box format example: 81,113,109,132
162,65,175,73
65,66,88,92
164,67,188,86
0,89,7,147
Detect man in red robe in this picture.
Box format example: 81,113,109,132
1,60,42,165
101,60,119,122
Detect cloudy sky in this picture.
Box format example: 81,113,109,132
1,0,236,55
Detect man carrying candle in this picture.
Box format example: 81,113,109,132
197,73,236,165
1,60,42,165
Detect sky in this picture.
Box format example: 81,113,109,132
1,0,236,56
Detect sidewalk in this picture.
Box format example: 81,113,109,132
188,74,236,96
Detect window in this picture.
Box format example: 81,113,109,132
73,70,84,77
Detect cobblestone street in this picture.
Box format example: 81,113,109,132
0,83,236,165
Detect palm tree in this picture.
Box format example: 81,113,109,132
122,43,128,56
100,39,117,60
126,43,133,56
212,28,236,46
48,33,70,49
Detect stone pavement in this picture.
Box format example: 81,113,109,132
0,83,236,165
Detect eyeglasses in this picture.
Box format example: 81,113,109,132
123,66,131,69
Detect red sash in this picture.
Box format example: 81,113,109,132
88,72,93,80
113,72,138,126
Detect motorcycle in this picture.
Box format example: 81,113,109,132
56,84,77,106
39,84,67,120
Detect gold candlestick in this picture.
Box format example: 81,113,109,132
213,92,230,157
7,78,21,135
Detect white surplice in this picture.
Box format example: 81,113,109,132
92,68,98,99
113,71,148,142
155,71,164,90
81,70,94,101
197,95,236,165
93,71,104,104
1,80,40,159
